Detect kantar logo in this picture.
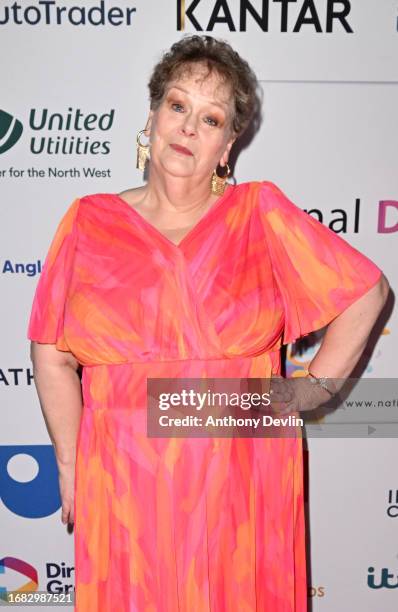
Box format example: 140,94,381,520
0,109,23,154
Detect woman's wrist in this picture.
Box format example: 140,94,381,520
305,371,338,397
55,449,76,468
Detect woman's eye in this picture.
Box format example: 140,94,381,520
171,103,184,112
204,116,219,127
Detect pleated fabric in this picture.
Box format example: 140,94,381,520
28,181,382,611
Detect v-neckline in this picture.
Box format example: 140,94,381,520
110,184,236,250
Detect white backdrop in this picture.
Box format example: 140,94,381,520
1,0,397,609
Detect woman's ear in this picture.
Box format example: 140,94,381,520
220,136,236,167
144,110,154,135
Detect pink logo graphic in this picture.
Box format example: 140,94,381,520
0,557,38,601
378,201,398,233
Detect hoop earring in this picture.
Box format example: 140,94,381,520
211,163,231,196
136,129,150,171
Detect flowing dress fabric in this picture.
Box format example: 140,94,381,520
27,181,382,612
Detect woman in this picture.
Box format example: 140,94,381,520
28,35,389,611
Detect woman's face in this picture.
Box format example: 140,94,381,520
145,64,236,183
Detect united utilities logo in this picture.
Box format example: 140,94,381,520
177,0,353,33
0,107,114,155
0,111,23,154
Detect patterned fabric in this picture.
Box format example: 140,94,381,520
28,181,382,611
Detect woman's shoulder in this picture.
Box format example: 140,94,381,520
114,186,145,206
250,179,302,214
232,179,289,208
234,179,283,193
74,186,146,211
75,181,288,213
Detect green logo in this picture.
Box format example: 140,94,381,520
0,110,23,154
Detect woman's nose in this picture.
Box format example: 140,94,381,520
180,113,198,137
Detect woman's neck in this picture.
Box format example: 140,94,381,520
143,168,217,215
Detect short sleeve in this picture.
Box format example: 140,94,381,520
259,181,383,345
27,198,80,351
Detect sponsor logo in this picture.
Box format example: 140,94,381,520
308,585,325,597
0,557,38,596
0,558,75,597
367,566,398,589
303,198,398,235
0,368,34,386
177,0,353,33
387,489,398,517
0,106,114,156
0,111,23,154
378,201,398,234
0,1,137,27
303,198,360,233
46,563,75,593
0,445,61,518
2,260,42,277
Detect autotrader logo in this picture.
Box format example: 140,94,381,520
0,1,137,27
0,110,23,154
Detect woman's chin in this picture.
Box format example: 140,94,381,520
156,158,197,179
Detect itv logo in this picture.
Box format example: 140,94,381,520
367,566,398,589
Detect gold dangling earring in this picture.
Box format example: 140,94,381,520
211,163,231,196
136,129,150,171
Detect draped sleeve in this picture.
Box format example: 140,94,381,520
27,198,80,351
258,181,383,345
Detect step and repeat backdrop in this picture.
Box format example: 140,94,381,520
1,1,397,609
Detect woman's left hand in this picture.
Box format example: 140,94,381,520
269,375,335,416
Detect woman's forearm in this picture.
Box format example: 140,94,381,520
308,274,389,383
32,361,83,466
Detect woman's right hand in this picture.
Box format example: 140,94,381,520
58,462,75,525
269,374,336,415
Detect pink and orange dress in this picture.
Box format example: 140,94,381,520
28,181,382,611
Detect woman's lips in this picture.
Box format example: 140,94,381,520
170,143,193,156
